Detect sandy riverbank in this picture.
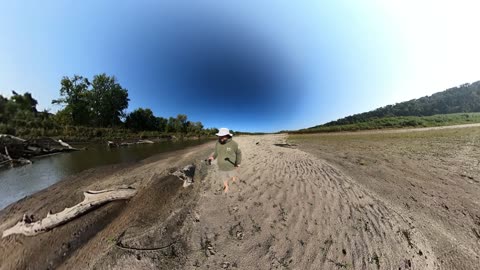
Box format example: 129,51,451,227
1,127,479,269
0,141,215,269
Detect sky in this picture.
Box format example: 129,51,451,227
1,0,480,132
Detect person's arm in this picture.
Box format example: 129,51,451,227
209,143,218,160
235,147,242,166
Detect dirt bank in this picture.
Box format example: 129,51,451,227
0,141,214,269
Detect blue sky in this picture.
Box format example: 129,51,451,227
1,1,480,132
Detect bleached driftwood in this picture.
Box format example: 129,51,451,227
170,164,196,187
2,187,136,238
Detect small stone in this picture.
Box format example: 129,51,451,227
194,212,200,222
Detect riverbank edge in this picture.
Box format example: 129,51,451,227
0,139,216,269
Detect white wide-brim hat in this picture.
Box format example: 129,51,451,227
216,128,232,137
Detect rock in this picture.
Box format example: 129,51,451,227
194,212,200,222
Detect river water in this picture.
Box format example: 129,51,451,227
0,139,211,210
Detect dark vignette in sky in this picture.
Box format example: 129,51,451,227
112,9,302,131
2,1,479,132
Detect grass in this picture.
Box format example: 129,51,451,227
292,113,480,134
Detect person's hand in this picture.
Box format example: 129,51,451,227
208,156,214,161
235,164,241,168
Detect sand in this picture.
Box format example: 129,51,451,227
184,135,438,269
1,127,479,269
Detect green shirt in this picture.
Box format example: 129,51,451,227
213,138,242,171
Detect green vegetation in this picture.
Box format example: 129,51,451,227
293,113,480,133
0,74,218,141
293,81,480,133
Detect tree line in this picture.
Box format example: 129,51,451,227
312,81,480,128
0,73,218,139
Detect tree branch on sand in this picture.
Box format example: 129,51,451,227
2,187,137,238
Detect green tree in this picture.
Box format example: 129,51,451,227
90,74,129,127
186,121,204,135
0,94,9,123
125,108,158,131
52,75,92,126
11,91,38,114
166,117,176,133
157,117,168,132
175,114,188,133
53,107,74,126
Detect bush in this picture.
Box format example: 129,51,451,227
0,123,16,135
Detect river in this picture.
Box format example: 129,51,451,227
0,139,211,210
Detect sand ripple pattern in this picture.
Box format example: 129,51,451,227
186,135,439,270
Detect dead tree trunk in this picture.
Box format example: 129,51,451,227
2,187,136,238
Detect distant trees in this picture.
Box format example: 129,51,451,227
317,81,480,128
157,117,168,132
53,74,129,127
125,108,158,131
0,73,218,138
0,91,54,135
125,110,206,135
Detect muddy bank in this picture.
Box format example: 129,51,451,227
0,141,214,269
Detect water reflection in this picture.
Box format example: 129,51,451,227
0,139,210,210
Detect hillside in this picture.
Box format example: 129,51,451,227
302,81,480,132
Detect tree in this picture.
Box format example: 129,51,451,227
0,95,8,123
53,107,73,126
319,81,480,128
157,117,168,132
11,92,38,114
52,75,92,126
166,117,176,133
175,114,188,133
186,121,204,135
125,108,158,131
90,74,129,127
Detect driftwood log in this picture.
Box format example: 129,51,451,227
0,135,81,168
2,187,136,238
170,164,196,187
107,139,155,148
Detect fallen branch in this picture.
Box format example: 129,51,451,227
170,164,196,187
4,146,12,161
2,187,136,238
